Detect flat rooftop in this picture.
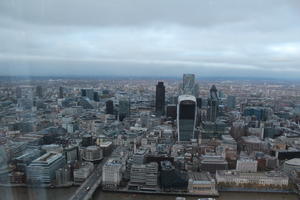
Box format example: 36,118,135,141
32,152,62,164
188,172,211,181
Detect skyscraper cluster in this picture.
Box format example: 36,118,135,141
2,75,300,199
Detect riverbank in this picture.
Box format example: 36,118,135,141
101,186,299,199
0,182,74,188
102,188,219,198
95,190,299,200
218,187,294,194
0,187,298,200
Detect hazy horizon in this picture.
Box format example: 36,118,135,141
1,75,300,82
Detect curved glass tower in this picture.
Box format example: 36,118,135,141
177,95,197,142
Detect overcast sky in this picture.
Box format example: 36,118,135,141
1,0,300,78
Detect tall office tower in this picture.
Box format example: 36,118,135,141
227,95,236,109
58,86,64,99
81,89,87,97
177,95,197,142
86,89,94,100
193,82,200,98
106,100,114,114
181,74,199,97
16,87,22,98
196,97,202,126
219,90,225,98
183,74,195,94
196,97,202,109
93,92,99,102
208,85,219,122
81,88,94,100
155,82,165,116
36,86,43,98
119,98,130,121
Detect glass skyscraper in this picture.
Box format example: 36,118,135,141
177,95,197,142
155,82,165,116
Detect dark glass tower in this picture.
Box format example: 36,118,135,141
106,100,114,114
119,99,130,121
36,86,43,98
81,89,87,97
208,85,219,122
155,82,165,115
93,92,99,102
16,87,22,98
177,95,197,142
227,95,236,109
58,86,64,99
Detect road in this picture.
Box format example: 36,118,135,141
69,156,110,200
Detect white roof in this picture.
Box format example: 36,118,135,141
285,158,300,166
178,95,196,103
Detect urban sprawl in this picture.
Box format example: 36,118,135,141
1,75,300,199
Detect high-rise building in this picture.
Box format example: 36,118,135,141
177,95,197,142
81,89,87,97
93,92,99,102
193,82,200,98
16,87,22,98
243,107,272,121
180,74,199,97
196,97,202,109
227,95,236,109
58,86,64,99
106,100,114,114
183,74,195,94
208,85,219,122
36,86,43,98
86,89,94,100
81,88,94,100
155,82,165,115
119,98,130,121
63,146,79,163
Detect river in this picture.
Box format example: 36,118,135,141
0,187,298,200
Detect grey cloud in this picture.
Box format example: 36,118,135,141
1,0,299,28
0,0,300,78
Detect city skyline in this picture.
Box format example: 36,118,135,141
1,73,300,200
